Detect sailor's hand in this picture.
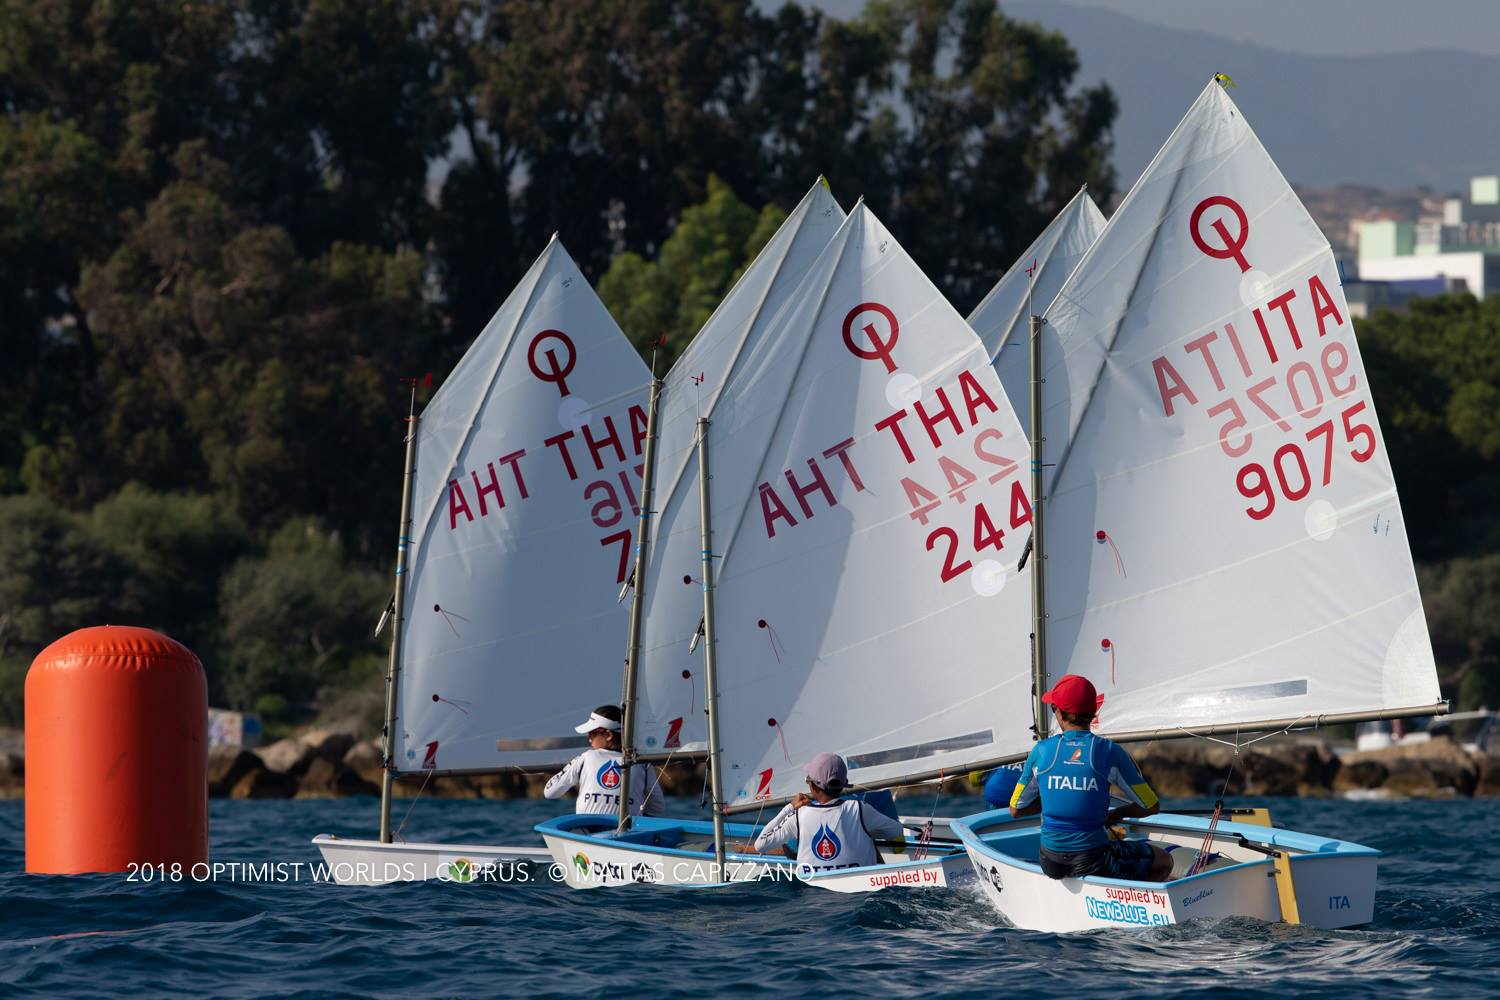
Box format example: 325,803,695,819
790,793,811,809
1107,825,1128,841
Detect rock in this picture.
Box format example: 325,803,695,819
299,729,355,764
1475,753,1500,796
295,757,378,798
208,746,262,797
1332,759,1389,795
0,752,23,800
1133,740,1231,797
342,740,386,785
1130,739,1339,797
255,737,316,776
1337,736,1480,798
229,764,298,798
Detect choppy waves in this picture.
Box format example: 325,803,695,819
1,796,1494,998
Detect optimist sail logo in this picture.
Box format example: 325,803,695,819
664,718,683,749
597,760,623,789
812,824,842,861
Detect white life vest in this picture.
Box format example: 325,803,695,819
788,800,886,875
544,748,657,817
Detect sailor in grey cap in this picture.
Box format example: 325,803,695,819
543,705,664,818
748,752,905,876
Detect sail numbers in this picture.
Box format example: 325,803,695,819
1148,256,1370,522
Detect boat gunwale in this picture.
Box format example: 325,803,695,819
536,814,967,873
952,808,1380,891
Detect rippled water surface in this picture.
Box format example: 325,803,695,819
1,795,1493,998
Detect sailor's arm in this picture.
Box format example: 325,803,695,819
861,803,907,851
1009,750,1042,818
1105,746,1160,824
751,804,799,854
543,755,586,800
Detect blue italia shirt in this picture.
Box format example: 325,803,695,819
1010,730,1159,852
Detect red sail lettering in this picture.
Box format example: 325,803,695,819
583,415,626,470
1252,306,1279,366
628,404,649,456
1308,275,1344,337
1267,289,1302,351
957,370,998,424
914,387,962,448
498,448,529,500
1152,356,1198,417
545,431,580,480
448,479,474,529
1224,321,1253,378
759,482,798,538
471,463,504,516
785,459,835,518
821,438,865,492
875,409,916,464
1183,331,1226,392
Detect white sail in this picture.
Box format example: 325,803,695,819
655,202,1036,807
396,237,652,772
1040,80,1441,738
967,188,1106,438
631,179,846,757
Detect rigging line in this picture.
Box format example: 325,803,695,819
648,184,833,529
1185,737,1240,877
404,242,563,566
392,768,436,843
710,206,860,573
1045,107,1216,496
979,186,1093,364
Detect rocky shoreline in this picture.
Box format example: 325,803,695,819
0,731,1495,801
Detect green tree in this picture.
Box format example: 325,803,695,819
1419,556,1500,711
598,175,786,365
1357,293,1500,560
216,519,386,713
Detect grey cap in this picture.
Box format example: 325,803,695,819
804,752,848,791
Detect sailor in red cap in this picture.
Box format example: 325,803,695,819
1009,675,1172,881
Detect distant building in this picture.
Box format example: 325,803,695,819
1354,175,1500,303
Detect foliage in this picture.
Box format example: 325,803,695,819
216,521,387,713
1357,293,1500,561
0,0,1112,729
599,175,786,366
1418,556,1500,711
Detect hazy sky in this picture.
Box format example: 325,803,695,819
788,0,1500,57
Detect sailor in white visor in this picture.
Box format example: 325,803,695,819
543,705,665,818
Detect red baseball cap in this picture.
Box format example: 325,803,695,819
1042,674,1098,715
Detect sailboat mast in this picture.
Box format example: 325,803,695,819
379,388,420,843
617,375,663,832
1028,312,1049,742
696,416,728,880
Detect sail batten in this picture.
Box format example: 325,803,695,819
1038,80,1441,737
640,200,1038,807
394,239,653,773
633,179,850,757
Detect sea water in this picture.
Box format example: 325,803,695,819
1,795,1494,997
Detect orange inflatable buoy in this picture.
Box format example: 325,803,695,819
25,626,208,874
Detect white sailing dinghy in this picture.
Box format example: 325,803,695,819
954,78,1446,931
539,199,1039,892
313,236,655,884
967,187,1106,438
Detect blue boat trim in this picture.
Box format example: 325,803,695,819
951,808,1381,892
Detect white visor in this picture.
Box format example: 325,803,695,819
574,712,621,734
